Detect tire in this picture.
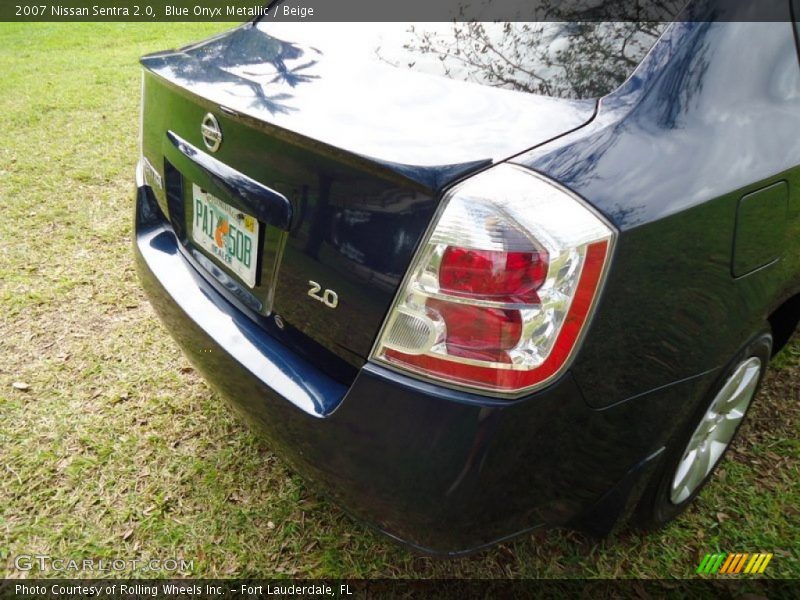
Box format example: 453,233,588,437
634,330,772,530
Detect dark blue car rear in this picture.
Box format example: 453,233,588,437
135,0,800,553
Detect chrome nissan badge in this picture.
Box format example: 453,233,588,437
201,113,222,152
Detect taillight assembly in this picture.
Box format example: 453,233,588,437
369,164,615,397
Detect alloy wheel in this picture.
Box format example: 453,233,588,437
669,357,762,504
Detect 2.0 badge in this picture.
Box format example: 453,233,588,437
307,281,338,308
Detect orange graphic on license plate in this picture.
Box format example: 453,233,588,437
214,218,229,248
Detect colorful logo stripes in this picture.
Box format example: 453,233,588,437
696,552,773,575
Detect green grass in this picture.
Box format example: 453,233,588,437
1,23,798,579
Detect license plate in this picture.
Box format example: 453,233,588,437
191,184,259,288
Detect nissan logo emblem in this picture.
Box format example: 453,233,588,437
201,113,222,152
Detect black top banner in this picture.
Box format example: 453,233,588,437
0,0,795,22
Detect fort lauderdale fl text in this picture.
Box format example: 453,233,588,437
16,583,353,597
45,3,315,17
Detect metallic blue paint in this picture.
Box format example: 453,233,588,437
138,18,598,380
135,177,715,551
135,0,800,552
166,130,293,231
140,23,596,170
515,1,800,407
136,167,346,416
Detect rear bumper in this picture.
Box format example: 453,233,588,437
134,174,715,554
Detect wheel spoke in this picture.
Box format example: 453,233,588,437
673,452,695,492
688,424,709,447
708,439,727,466
719,364,759,412
684,443,709,493
713,413,739,442
713,369,744,410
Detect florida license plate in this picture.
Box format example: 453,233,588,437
191,184,259,288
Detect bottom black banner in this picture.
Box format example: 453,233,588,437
1,579,798,600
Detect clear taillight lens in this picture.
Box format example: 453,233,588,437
369,163,615,397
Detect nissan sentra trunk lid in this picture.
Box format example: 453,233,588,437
138,22,596,385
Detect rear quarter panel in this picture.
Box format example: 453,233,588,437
514,11,800,407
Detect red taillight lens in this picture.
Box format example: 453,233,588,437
371,164,615,398
439,247,548,303
427,299,521,363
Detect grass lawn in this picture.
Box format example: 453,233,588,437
1,23,798,579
